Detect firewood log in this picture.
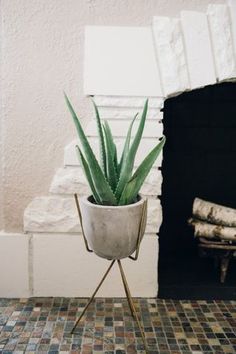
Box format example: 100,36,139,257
192,198,236,227
188,218,236,241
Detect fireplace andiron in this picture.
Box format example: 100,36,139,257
189,198,236,283
71,194,149,353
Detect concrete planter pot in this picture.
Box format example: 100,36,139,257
79,195,147,260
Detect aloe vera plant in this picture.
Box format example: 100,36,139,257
65,94,165,206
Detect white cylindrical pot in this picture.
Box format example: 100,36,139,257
79,195,147,260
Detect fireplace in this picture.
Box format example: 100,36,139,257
158,82,236,300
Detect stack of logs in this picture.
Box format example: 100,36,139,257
188,198,236,283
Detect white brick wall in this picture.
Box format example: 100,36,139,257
86,119,163,138
84,4,236,97
50,167,163,197
24,196,162,235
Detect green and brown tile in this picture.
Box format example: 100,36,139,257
0,298,236,353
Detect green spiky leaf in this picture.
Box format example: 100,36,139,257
118,113,138,176
115,100,148,201
119,136,166,205
64,93,117,205
76,146,101,204
104,121,118,173
92,99,107,178
113,144,118,175
65,93,166,206
103,121,118,191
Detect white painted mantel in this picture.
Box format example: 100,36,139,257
1,2,236,297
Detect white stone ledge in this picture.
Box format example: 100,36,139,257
86,119,163,138
152,17,190,96
207,4,236,81
64,139,163,167
0,232,30,297
50,167,162,197
32,233,158,297
93,96,164,109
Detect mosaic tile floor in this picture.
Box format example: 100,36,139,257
0,298,236,354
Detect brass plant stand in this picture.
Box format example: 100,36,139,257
71,194,149,353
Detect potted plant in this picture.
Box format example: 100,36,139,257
65,95,165,260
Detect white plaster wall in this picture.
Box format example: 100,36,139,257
0,1,3,231
0,0,226,232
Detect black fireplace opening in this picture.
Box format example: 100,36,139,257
158,82,236,300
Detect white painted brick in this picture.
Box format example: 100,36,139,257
24,195,161,234
32,233,158,297
181,11,216,89
84,26,163,97
24,197,82,233
228,0,236,60
50,167,162,197
208,4,236,80
50,167,90,195
97,106,162,120
64,139,163,167
0,232,29,297
140,169,163,197
146,198,163,233
93,96,164,109
24,195,160,234
86,119,163,138
152,17,190,96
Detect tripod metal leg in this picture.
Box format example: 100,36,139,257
118,267,135,318
71,259,116,334
117,260,149,353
